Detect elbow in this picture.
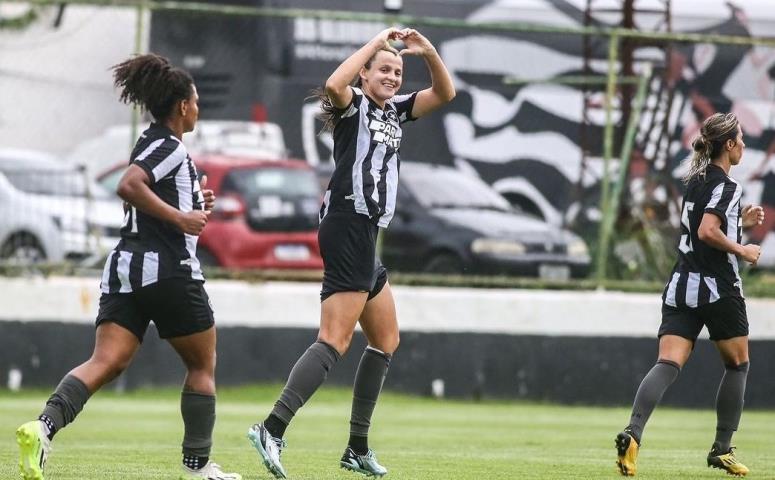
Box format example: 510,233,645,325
116,178,136,203
325,79,345,98
445,87,456,103
697,227,711,243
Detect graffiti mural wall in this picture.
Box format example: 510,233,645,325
151,0,775,267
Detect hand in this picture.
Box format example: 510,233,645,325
176,210,211,235
371,28,402,53
397,29,435,57
742,204,765,228
201,175,216,211
740,243,761,265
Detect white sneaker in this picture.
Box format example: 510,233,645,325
247,423,287,479
16,420,51,480
340,447,388,477
179,460,242,480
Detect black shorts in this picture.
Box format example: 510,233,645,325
659,296,748,342
95,278,214,341
318,211,388,302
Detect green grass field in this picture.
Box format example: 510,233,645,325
1,385,772,479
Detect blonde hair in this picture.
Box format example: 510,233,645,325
683,112,740,183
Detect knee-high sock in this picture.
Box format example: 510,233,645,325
714,362,749,452
267,341,341,436
349,346,392,454
40,374,92,438
627,360,680,443
181,390,216,457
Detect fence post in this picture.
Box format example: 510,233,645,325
130,0,147,149
595,32,619,286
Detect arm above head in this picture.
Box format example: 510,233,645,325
398,29,456,119
117,164,209,235
697,212,760,264
325,28,402,109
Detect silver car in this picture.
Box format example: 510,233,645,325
0,149,123,265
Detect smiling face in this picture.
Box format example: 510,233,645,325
359,50,403,105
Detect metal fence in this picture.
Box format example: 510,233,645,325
2,0,775,284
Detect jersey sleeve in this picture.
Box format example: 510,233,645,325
391,91,418,124
704,178,741,222
133,137,186,183
333,86,364,122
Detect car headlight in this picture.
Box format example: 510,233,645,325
568,239,589,257
470,238,526,256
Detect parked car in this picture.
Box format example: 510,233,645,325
382,162,591,279
0,149,123,265
97,155,323,270
70,120,288,178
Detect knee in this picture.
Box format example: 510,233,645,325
725,361,750,373
318,332,353,356
382,332,400,355
89,353,132,381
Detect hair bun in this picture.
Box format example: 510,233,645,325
692,135,707,152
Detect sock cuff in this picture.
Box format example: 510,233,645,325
365,346,392,363
656,359,681,372
724,361,749,372
63,374,91,396
315,340,343,361
181,390,217,400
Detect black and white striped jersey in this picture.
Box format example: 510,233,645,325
663,164,743,308
320,86,417,228
100,123,205,293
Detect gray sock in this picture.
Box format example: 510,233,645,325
627,360,680,442
181,391,216,457
714,362,749,452
350,347,392,439
270,341,341,425
41,374,92,433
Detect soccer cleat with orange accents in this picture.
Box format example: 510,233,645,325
707,444,749,477
615,430,639,476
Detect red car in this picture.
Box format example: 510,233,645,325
97,155,323,270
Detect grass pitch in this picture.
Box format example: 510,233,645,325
2,385,773,479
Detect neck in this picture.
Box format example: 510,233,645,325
362,86,386,109
712,157,732,175
163,118,185,140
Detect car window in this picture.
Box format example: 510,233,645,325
402,168,512,211
98,167,126,197
223,167,319,197
3,169,110,198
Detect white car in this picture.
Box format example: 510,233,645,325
0,149,124,265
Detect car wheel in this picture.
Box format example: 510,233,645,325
423,253,464,274
0,233,46,265
196,248,221,268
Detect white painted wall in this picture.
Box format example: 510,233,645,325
3,276,775,339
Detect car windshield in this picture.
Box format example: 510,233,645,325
403,168,513,211
2,168,110,198
225,167,319,197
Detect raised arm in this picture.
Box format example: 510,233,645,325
398,29,456,118
325,28,402,109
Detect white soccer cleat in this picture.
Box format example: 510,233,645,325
179,460,242,479
247,423,287,479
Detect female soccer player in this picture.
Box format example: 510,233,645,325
615,113,762,477
247,27,455,478
16,53,240,480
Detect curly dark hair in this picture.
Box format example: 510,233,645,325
111,53,194,121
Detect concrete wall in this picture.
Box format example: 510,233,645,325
1,276,774,407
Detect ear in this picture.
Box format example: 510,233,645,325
180,99,188,117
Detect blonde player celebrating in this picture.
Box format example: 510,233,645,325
247,27,454,478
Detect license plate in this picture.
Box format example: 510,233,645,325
539,264,570,281
274,244,310,261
